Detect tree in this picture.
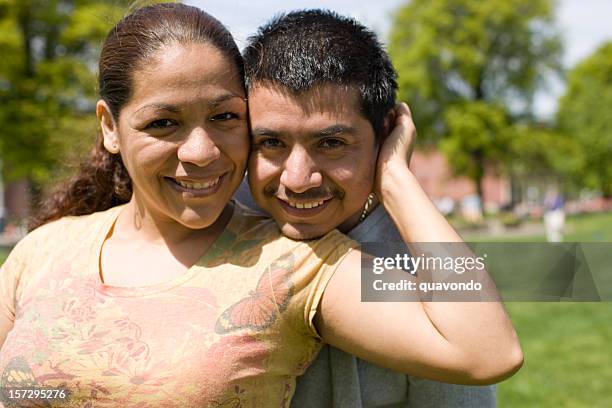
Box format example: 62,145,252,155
0,0,124,191
557,42,612,197
388,0,562,201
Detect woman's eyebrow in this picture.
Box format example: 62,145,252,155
133,93,245,115
134,103,182,114
208,93,246,108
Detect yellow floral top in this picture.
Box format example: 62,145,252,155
0,202,357,407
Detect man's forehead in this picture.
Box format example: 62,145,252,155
248,82,363,117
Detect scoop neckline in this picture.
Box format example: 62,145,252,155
89,203,239,297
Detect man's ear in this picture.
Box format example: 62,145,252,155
96,99,120,154
382,108,396,138
375,108,397,152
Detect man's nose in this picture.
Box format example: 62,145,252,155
177,127,221,167
279,145,322,193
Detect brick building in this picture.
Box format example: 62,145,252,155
409,149,510,212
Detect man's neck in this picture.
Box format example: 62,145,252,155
337,200,380,234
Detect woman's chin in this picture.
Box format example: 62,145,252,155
176,207,227,230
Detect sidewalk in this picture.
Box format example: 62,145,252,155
460,218,546,241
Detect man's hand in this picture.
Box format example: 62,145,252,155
375,102,417,202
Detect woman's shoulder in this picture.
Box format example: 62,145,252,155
4,206,121,276
22,205,123,248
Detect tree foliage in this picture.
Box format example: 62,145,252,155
557,42,612,197
388,0,562,200
508,123,584,199
0,0,124,187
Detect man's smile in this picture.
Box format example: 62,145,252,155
275,197,333,217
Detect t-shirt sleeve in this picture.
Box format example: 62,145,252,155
302,231,359,339
0,217,60,323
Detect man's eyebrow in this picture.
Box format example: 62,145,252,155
317,124,356,137
251,124,357,138
251,127,281,137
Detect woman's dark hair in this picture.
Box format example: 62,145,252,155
30,3,243,230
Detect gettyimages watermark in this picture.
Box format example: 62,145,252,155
360,242,612,302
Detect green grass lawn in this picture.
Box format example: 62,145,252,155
487,212,612,407
1,212,611,406
563,212,612,241
464,211,612,242
0,247,8,266
499,302,612,407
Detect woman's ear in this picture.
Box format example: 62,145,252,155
96,100,120,154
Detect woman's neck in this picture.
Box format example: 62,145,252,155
115,197,234,248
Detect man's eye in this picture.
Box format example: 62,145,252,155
210,112,239,121
319,138,345,149
145,119,178,129
259,138,285,148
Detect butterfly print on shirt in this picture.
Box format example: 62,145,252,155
0,356,52,408
215,253,295,334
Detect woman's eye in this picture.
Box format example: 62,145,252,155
319,138,345,149
145,119,178,129
210,112,238,122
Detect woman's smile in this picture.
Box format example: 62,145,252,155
164,173,226,197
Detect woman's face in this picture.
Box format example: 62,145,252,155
100,42,248,229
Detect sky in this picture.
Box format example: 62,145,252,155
186,0,612,119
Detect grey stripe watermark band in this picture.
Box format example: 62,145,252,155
360,242,611,301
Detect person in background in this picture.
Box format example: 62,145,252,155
544,188,565,242
237,9,499,407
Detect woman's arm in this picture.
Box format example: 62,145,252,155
0,314,12,349
1,241,25,349
316,103,523,385
1,265,15,348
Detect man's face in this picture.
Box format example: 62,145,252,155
247,84,378,240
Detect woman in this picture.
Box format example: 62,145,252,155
0,3,521,407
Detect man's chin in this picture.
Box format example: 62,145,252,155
280,222,329,241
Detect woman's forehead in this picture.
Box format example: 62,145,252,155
126,43,245,112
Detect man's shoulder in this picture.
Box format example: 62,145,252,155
347,205,402,242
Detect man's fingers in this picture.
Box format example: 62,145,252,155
392,106,416,144
394,103,415,131
396,102,412,118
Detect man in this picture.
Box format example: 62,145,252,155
236,9,497,408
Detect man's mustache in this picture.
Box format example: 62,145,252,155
264,185,345,201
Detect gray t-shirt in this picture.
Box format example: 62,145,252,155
234,181,496,407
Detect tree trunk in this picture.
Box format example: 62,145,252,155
510,173,521,207
603,184,612,199
17,4,34,77
473,150,485,208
